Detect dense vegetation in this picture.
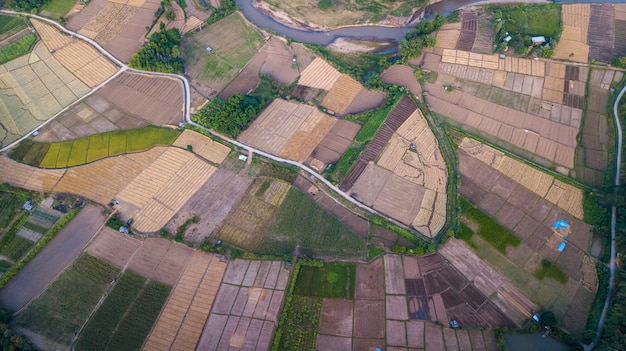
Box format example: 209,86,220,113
2,0,51,12
193,94,265,137
129,28,184,73
398,14,447,60
0,33,37,65
205,0,239,25
0,310,34,351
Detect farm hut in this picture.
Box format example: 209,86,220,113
531,36,546,45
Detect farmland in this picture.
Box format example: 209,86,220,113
0,33,36,65
40,0,76,19
182,13,265,95
75,270,171,351
257,187,367,258
10,126,180,168
15,254,120,348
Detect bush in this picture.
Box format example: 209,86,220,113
318,0,334,10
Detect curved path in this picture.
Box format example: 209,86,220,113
585,79,624,351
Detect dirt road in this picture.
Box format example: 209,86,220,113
0,204,106,312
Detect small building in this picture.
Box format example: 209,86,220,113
531,36,546,45
238,154,248,161
22,200,33,211
206,46,213,53
503,35,512,42
119,226,129,234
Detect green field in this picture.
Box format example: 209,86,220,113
9,126,181,168
276,295,321,350
534,259,568,284
256,188,367,258
182,13,264,88
0,33,37,65
0,186,37,264
75,271,171,351
16,255,120,346
460,197,521,254
0,235,33,261
293,262,356,299
0,16,25,36
41,0,76,19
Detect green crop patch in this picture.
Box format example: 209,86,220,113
41,0,77,20
16,255,120,347
126,126,180,152
0,33,37,65
533,259,568,284
0,16,25,35
256,188,367,259
86,133,110,163
293,262,356,299
39,142,60,168
55,142,73,168
460,197,520,254
67,138,89,167
0,236,34,261
108,130,128,155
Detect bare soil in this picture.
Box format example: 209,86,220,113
355,257,385,299
84,227,141,268
126,237,194,285
318,299,353,337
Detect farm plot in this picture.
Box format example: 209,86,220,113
182,13,265,95
588,4,615,62
472,13,495,54
173,129,231,164
15,254,120,348
67,0,161,62
257,187,367,259
298,57,342,90
308,119,361,167
321,74,363,116
0,41,90,149
0,155,65,193
96,72,184,124
424,82,578,170
164,156,254,243
32,19,118,88
554,4,590,63
238,98,337,162
216,177,291,251
197,260,290,350
575,68,617,187
84,226,142,268
434,22,461,50
381,64,422,96
143,251,227,351
125,237,194,285
115,147,216,233
456,10,477,52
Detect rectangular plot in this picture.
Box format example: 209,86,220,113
212,283,239,315
242,260,261,287
384,254,406,295
223,259,250,286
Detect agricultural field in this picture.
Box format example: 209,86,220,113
0,206,61,264
66,0,164,62
0,185,37,272
380,64,422,96
115,147,217,233
216,177,291,251
182,13,265,96
74,270,171,351
238,98,336,162
144,251,227,351
40,0,77,19
196,259,290,350
339,96,448,237
0,155,65,193
257,187,367,258
15,254,120,349
274,257,504,350
307,119,362,169
172,129,231,164
456,137,597,333
553,4,590,62
32,19,118,88
10,126,180,168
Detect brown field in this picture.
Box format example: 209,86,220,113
216,177,290,251
0,156,65,193
343,88,386,115
321,74,363,115
53,147,165,204
298,57,342,90
308,120,361,165
67,0,162,62
96,72,184,125
435,22,461,49
554,5,591,62
239,99,337,162
127,237,194,285
84,227,141,268
144,251,227,351
355,258,385,299
258,37,302,85
173,130,231,164
33,19,118,88
473,14,495,54
196,260,290,351
318,299,353,337
380,64,422,96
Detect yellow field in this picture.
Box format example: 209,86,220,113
321,74,363,115
435,22,461,49
0,156,65,193
119,148,217,233
80,2,139,44
173,130,231,164
556,3,591,64
144,251,227,351
441,49,501,71
459,138,584,218
298,57,342,90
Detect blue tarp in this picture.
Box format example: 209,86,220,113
557,242,567,252
553,220,569,230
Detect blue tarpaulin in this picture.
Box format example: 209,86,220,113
553,220,569,230
557,242,567,252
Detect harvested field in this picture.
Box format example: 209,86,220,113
343,88,385,115
197,260,290,351
308,120,361,165
216,177,290,251
126,237,193,285
435,22,461,50
355,258,385,299
321,74,363,115
116,147,217,233
0,155,65,193
144,251,227,351
588,4,615,62
172,130,231,164
96,72,184,124
0,42,90,148
53,147,165,204
164,157,253,243
554,5,591,62
298,57,342,90
380,64,422,96
318,299,353,337
239,99,336,162
84,226,141,268
258,37,301,85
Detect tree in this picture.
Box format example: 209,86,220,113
398,14,446,60
614,56,626,68
129,28,184,73
165,10,175,21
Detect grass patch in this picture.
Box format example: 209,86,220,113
457,222,477,249
293,262,356,299
10,126,181,168
460,197,520,254
0,236,34,261
352,99,396,144
256,188,367,259
41,0,76,19
105,214,125,231
257,160,299,183
0,16,25,35
368,244,385,260
533,259,568,284
16,254,120,346
0,33,36,65
331,145,363,182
